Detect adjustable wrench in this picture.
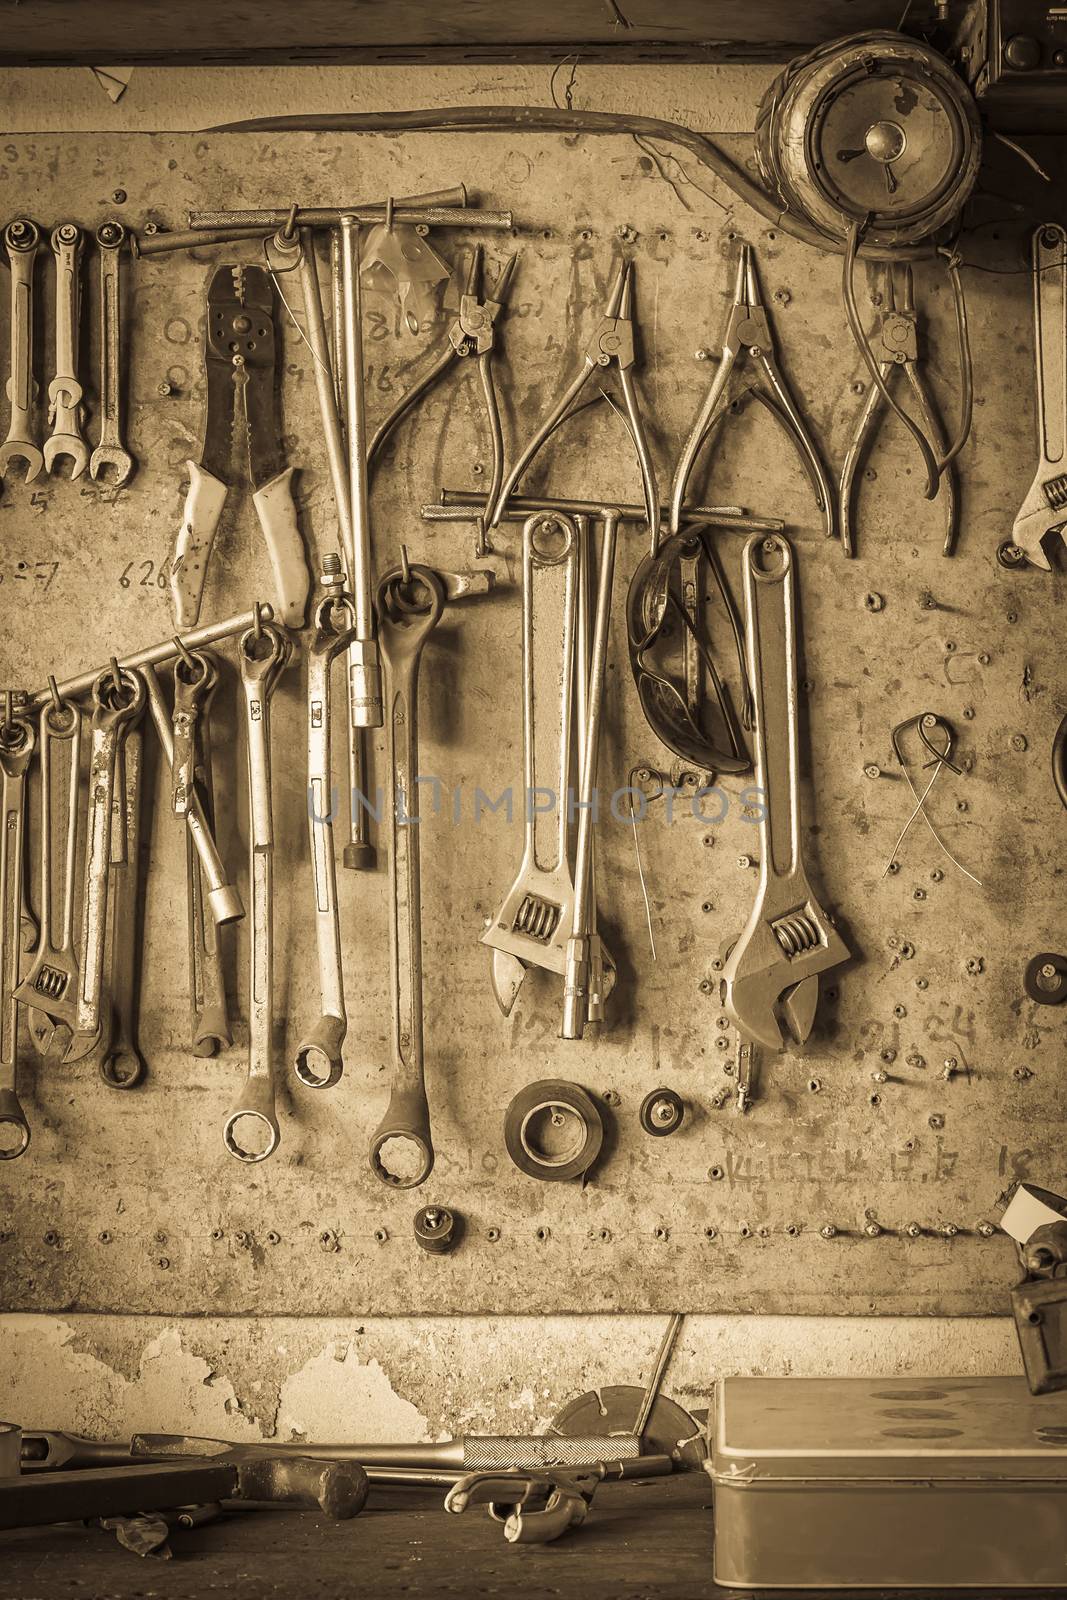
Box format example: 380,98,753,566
0,219,43,484
370,565,445,1189
1012,224,1067,569
721,535,849,1077
142,665,243,926
224,621,290,1162
65,667,146,1061
89,220,134,487
98,725,147,1088
0,714,36,1157
482,514,579,1016
44,223,88,480
183,651,231,1057
295,583,358,1089
14,697,82,1053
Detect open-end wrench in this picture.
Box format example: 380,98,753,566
224,620,290,1163
183,651,231,1058
0,219,43,484
88,220,134,488
14,696,82,1053
98,725,147,1088
370,564,445,1189
1012,224,1067,570
142,664,243,926
0,714,37,1157
482,513,579,1016
721,535,850,1075
295,580,358,1090
65,668,146,1061
44,223,88,480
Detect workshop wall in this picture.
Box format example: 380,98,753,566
0,58,1058,1436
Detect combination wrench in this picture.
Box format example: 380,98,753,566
142,664,243,926
44,223,88,480
0,714,37,1157
88,220,134,488
1011,223,1067,569
720,534,850,1099
482,513,579,1016
181,650,232,1058
370,564,445,1189
98,724,147,1088
0,219,43,484
65,667,146,1062
14,696,82,1054
295,577,358,1089
224,620,290,1163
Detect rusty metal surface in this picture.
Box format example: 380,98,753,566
0,2,929,67
0,131,1061,1316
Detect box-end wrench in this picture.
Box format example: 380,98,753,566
65,667,146,1062
0,714,37,1157
1011,224,1067,570
183,650,231,1057
88,220,134,488
98,725,147,1088
142,664,243,926
370,564,445,1189
224,620,290,1163
295,583,358,1089
482,513,578,1017
721,534,850,1096
44,223,88,480
574,514,617,1030
13,696,82,1055
0,219,43,485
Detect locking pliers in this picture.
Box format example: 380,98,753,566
368,245,516,514
669,244,833,544
491,259,659,551
839,264,957,558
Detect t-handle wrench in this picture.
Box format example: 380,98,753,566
295,582,358,1089
0,714,37,1157
0,219,43,484
65,667,146,1060
224,620,290,1163
1011,223,1067,570
370,564,445,1189
44,223,88,480
88,221,134,488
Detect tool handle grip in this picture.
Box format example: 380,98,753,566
171,462,227,629
231,1457,368,1518
252,467,310,629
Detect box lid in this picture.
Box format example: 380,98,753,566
712,1376,1067,1483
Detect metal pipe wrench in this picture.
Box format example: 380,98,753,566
0,712,36,1156
482,513,579,1016
370,563,446,1189
224,619,291,1162
295,567,358,1089
721,535,849,1101
44,223,88,480
1011,224,1067,570
0,219,43,484
170,265,310,628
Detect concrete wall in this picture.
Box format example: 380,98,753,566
0,58,1024,1445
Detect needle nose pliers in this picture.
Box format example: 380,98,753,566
839,263,958,559
668,243,833,544
368,245,516,516
490,259,660,552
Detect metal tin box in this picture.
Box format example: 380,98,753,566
710,1376,1067,1589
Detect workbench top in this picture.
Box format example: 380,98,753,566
2,1475,1064,1598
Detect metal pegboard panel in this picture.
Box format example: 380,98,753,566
0,131,1061,1316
